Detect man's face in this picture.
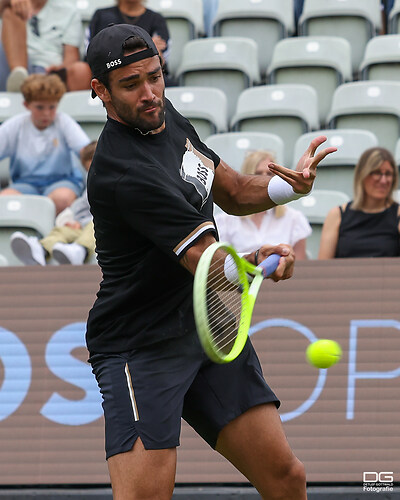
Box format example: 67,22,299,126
105,55,166,134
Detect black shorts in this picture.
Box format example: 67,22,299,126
89,330,280,460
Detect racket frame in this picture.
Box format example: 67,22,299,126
193,242,267,363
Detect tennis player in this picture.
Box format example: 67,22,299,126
85,24,336,500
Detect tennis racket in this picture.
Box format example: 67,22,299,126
193,242,280,364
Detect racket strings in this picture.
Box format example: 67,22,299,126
206,256,248,354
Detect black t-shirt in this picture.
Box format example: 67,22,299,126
86,99,220,354
336,201,400,257
88,7,170,55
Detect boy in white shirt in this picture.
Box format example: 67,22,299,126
0,73,90,214
10,141,96,266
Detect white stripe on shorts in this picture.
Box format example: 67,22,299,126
124,363,139,422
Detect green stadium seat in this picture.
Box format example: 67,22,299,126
327,81,400,154
176,37,261,122
0,91,25,122
205,131,285,171
360,34,400,81
298,0,381,76
230,84,319,166
58,90,107,141
212,0,295,79
292,129,378,198
147,0,204,78
268,36,352,127
165,86,228,140
0,195,55,266
389,0,400,33
75,0,115,22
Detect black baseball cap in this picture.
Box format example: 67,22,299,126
87,24,159,97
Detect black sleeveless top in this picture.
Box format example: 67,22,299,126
335,202,400,258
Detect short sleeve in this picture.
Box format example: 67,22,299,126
116,167,216,259
290,209,312,245
214,212,233,242
58,113,90,154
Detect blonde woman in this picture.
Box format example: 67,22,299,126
215,150,312,259
319,147,400,258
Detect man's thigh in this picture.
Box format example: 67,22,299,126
183,337,280,448
89,331,205,460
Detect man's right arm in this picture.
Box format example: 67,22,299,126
180,232,296,283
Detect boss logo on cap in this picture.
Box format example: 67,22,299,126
106,58,122,69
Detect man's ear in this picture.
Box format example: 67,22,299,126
91,79,111,102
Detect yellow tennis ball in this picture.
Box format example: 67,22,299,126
306,339,342,369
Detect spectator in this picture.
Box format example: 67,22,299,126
318,147,400,259
72,0,174,89
0,73,90,214
10,140,97,266
0,0,88,92
215,150,312,259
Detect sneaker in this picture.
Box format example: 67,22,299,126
6,66,29,92
10,231,46,266
52,242,87,265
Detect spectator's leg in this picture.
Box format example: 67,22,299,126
74,221,95,260
2,7,28,69
2,7,29,91
0,187,22,195
1,8,28,92
41,226,80,255
47,187,77,215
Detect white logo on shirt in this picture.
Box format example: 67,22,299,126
180,139,214,208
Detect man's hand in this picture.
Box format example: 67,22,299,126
268,135,337,196
244,243,295,282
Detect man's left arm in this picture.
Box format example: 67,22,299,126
212,135,337,216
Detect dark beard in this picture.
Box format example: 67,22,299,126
111,92,166,133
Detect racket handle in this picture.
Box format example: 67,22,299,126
257,253,281,278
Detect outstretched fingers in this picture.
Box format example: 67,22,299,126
307,135,329,157
312,145,337,166
268,163,299,181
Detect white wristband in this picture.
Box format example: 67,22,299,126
267,175,304,205
224,254,239,284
